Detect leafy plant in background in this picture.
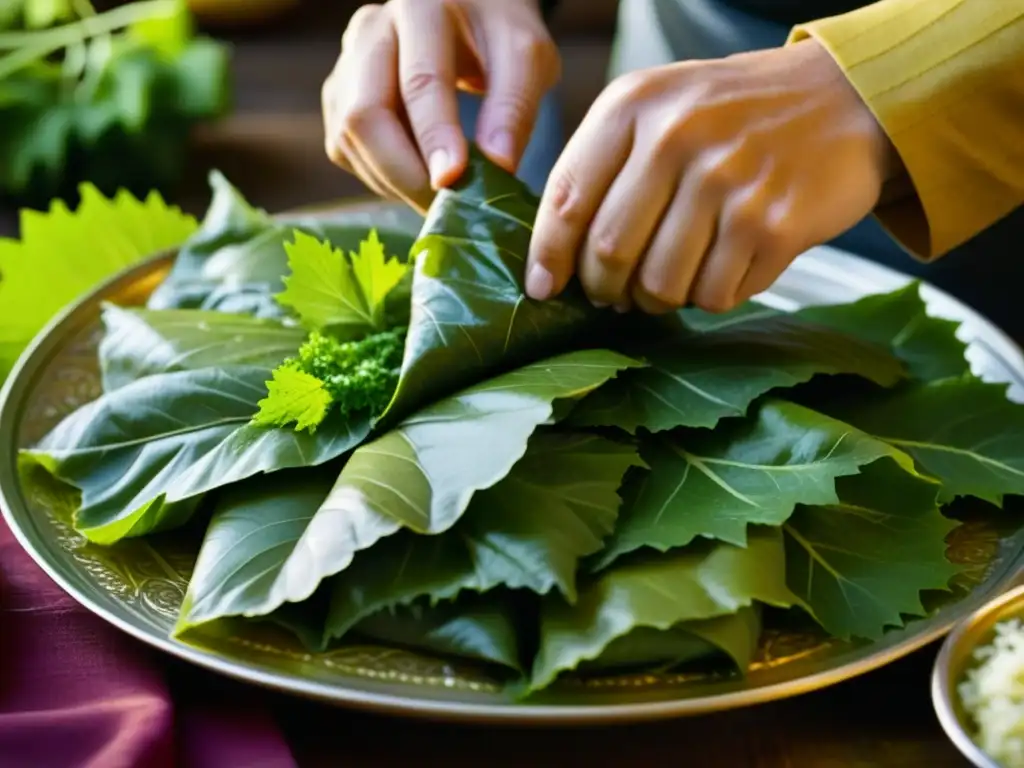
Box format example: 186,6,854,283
18,149,1024,697
0,0,230,207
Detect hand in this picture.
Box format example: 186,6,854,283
322,0,560,212
525,39,902,314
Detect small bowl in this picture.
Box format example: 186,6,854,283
933,582,1024,767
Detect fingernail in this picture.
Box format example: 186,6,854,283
428,149,451,187
526,263,555,300
614,303,631,314
486,130,516,166
592,301,609,309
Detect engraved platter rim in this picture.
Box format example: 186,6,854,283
2,200,1023,726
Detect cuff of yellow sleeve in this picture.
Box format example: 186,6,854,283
790,0,1024,266
787,8,934,260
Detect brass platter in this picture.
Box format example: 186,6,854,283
2,201,1024,725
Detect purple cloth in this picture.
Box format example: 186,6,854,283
0,517,299,768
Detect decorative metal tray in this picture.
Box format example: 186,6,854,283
3,202,1023,725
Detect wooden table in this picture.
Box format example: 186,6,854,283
0,6,973,766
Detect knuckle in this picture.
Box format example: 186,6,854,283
487,91,537,127
692,149,741,195
414,121,461,153
587,230,632,271
401,67,444,102
518,35,560,76
758,214,798,259
338,104,383,138
544,169,585,224
324,138,346,168
723,194,764,236
602,70,651,108
342,4,383,46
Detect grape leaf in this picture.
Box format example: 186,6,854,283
823,377,1024,506
581,607,761,674
680,301,781,332
251,367,332,434
381,147,607,422
323,432,644,644
0,185,196,381
531,528,799,691
98,305,304,390
174,349,641,633
795,282,969,382
353,591,524,673
21,365,371,544
148,171,421,316
0,2,230,205
569,314,904,432
783,459,958,641
275,229,407,336
591,399,919,570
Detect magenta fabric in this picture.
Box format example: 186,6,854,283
0,516,299,768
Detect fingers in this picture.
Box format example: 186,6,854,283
323,5,432,209
688,191,761,313
578,152,677,307
394,0,467,189
475,21,560,173
526,104,632,301
631,172,719,314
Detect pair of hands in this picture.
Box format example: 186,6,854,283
322,0,900,314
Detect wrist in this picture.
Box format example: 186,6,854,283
797,38,904,185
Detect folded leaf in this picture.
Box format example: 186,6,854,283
324,432,644,643
581,607,761,673
22,366,371,544
783,459,958,641
795,282,969,382
0,185,196,380
823,377,1024,506
592,400,919,570
354,591,523,673
98,305,304,390
174,349,641,633
531,528,798,691
570,314,904,432
148,171,420,315
382,147,605,422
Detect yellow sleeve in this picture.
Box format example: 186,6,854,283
788,0,1024,260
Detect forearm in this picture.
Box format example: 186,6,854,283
789,0,1024,260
